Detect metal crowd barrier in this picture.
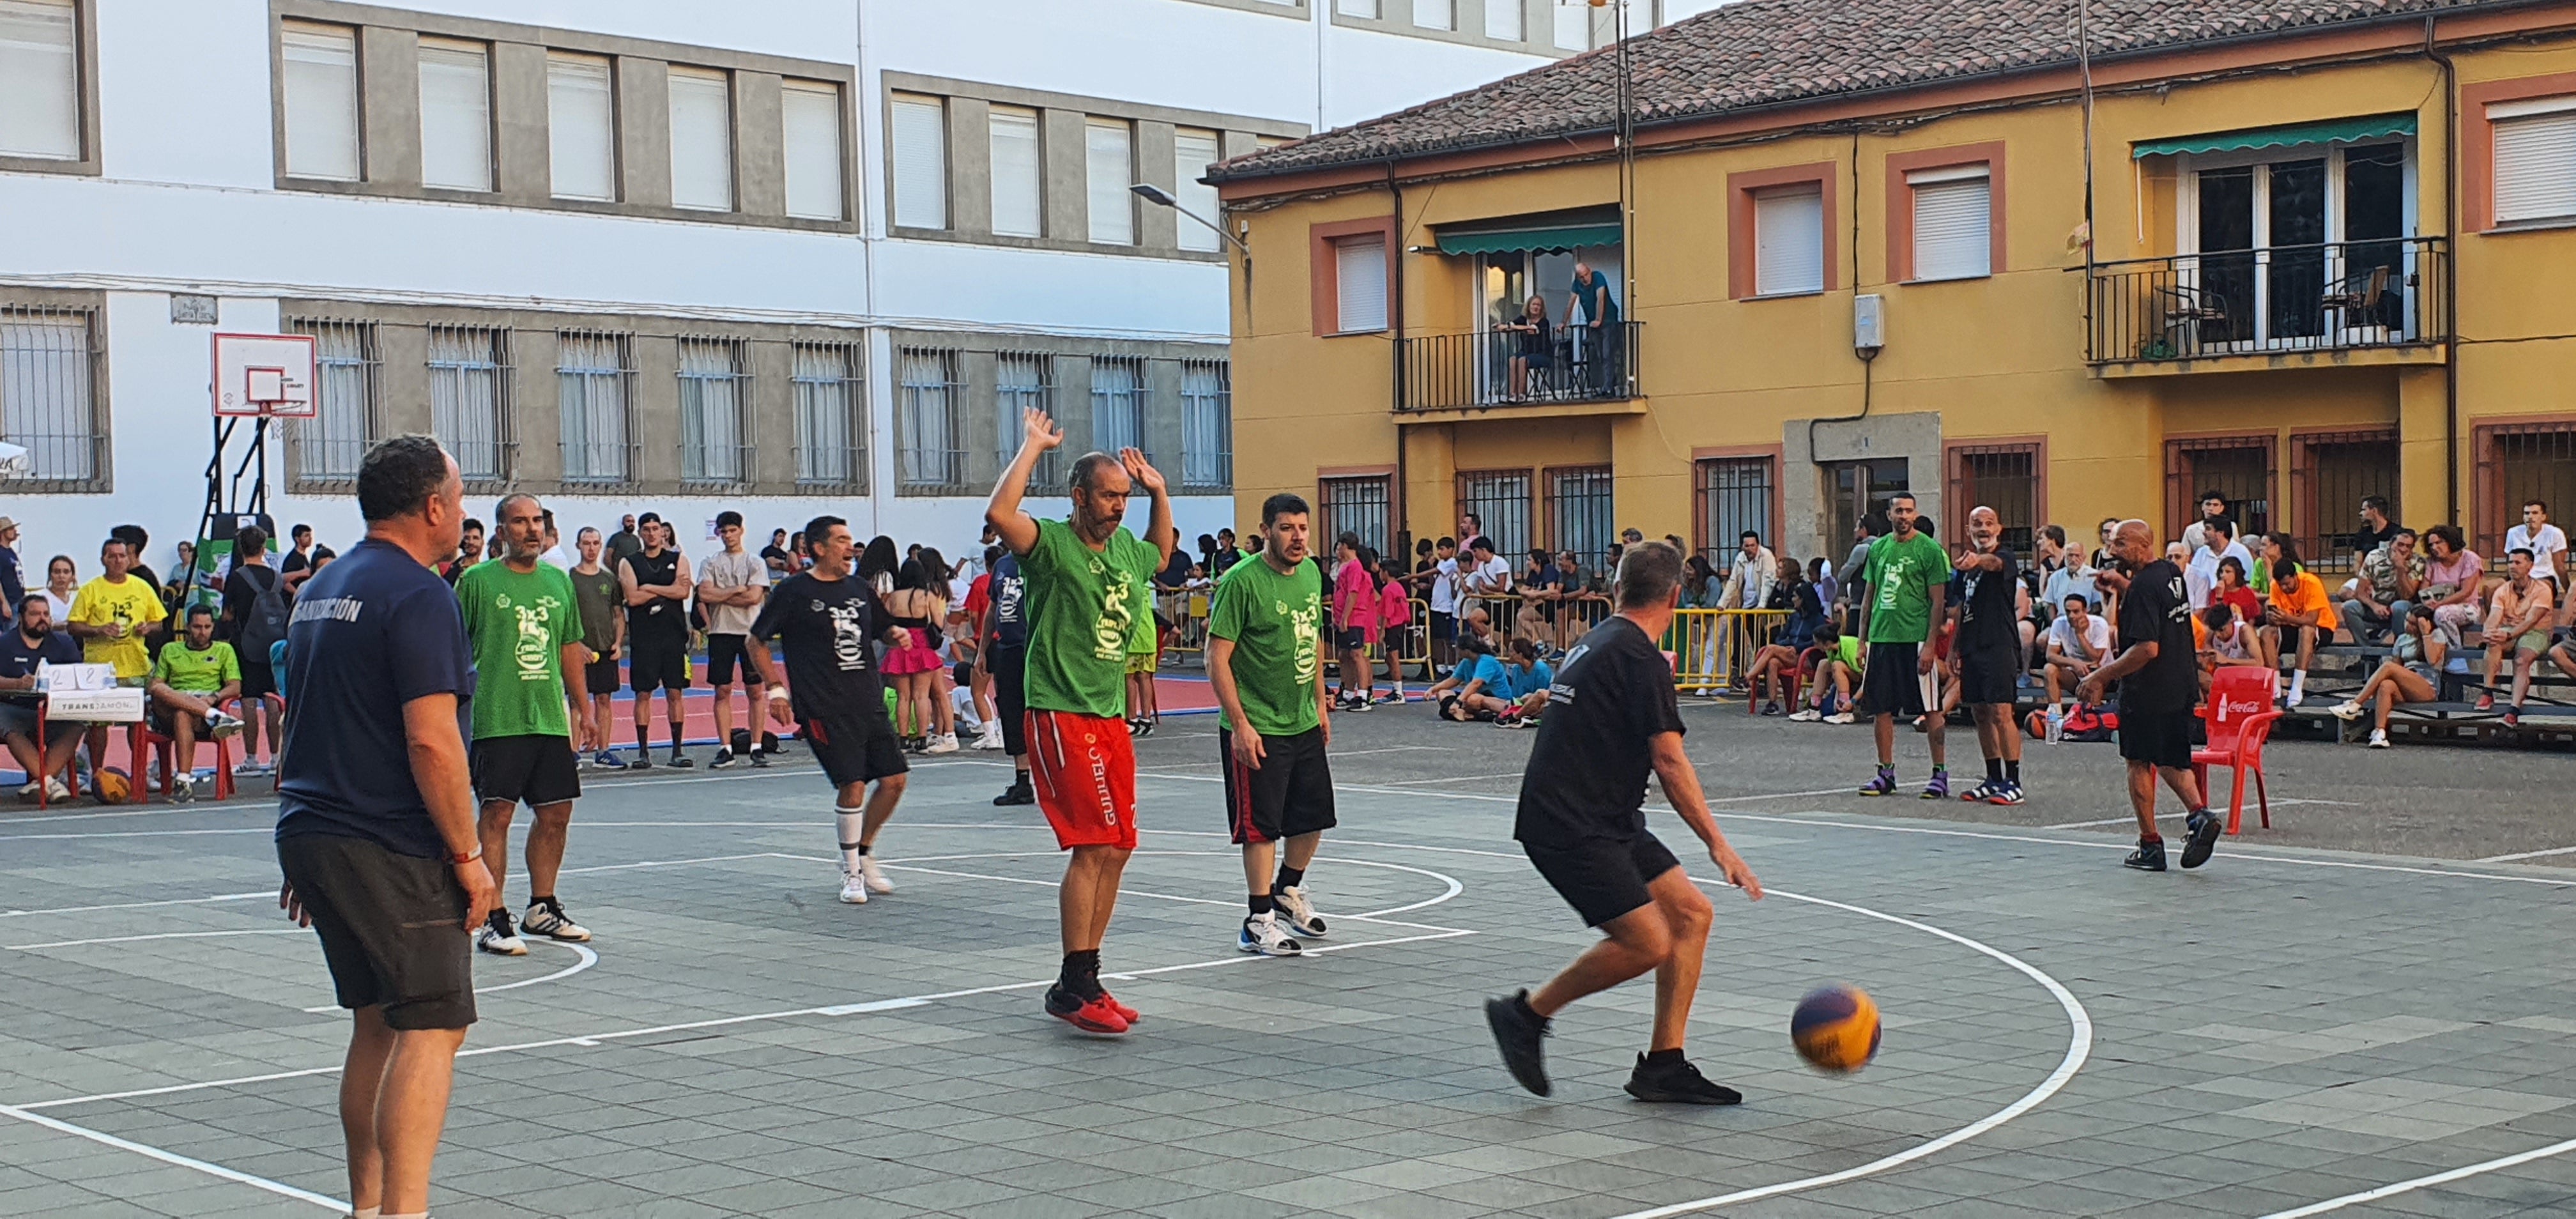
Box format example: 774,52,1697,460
1668,608,1791,692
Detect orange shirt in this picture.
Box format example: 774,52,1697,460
2269,570,2338,631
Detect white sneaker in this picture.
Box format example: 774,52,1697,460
475,913,528,956
1786,708,1821,723
205,711,242,740
232,758,263,778
520,898,592,942
2366,728,2390,748
838,868,869,904
43,776,69,801
2328,700,2364,721
924,733,960,755
1237,912,1303,956
15,779,40,801
859,854,894,894
1274,885,1326,938
974,724,1004,751
1825,711,1855,725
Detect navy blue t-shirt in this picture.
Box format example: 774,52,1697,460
275,538,474,859
988,553,1028,651
0,627,79,705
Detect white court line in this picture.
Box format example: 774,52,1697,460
2474,843,2576,863
5,928,303,951
3,891,269,919
0,1098,348,1212
299,941,597,1014
2257,1133,2576,1217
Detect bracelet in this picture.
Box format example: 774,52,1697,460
449,846,482,866
767,687,790,701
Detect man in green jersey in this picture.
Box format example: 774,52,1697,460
457,493,596,955
145,604,244,801
1207,493,1335,958
1855,492,1951,798
988,408,1175,1036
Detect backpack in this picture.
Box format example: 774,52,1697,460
2062,705,2120,742
234,565,289,662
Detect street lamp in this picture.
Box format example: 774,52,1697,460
1130,183,1250,257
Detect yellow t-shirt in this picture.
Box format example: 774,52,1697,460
68,574,168,678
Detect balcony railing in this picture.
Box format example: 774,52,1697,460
1400,320,1640,411
2088,237,2446,365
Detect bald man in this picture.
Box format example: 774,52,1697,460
2081,521,2218,872
1951,507,2026,804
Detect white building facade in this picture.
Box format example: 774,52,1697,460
0,0,1629,573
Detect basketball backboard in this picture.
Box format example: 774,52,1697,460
211,332,318,417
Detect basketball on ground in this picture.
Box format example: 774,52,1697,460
1791,985,1880,1073
93,767,130,804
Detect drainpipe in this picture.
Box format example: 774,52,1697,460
2426,15,2460,523
1390,163,1409,549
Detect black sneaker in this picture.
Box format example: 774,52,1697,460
1484,990,1552,1096
1623,1054,1743,1105
628,754,654,770
749,747,770,768
2124,838,2168,871
666,751,694,769
2180,809,2220,870
994,778,1034,807
709,748,736,770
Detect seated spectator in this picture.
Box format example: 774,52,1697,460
2212,555,2262,631
1476,638,1556,728
1745,570,1821,717
2043,594,2112,708
2040,546,2100,618
2256,532,2338,707
1787,622,1861,723
144,604,243,801
2332,604,2469,747
0,592,83,801
2475,548,2555,727
2340,528,2421,645
2419,524,2485,635
1680,554,1718,610
1425,636,1494,709
1512,548,1558,648
2194,602,2264,699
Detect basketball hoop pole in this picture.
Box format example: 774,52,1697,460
179,415,273,611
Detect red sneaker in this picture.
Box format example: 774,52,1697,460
1100,990,1140,1024
1045,985,1130,1034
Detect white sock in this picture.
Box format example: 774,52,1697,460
351,1209,379,1219
836,806,866,872
382,1212,424,1219
2288,671,2306,703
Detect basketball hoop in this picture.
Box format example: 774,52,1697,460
212,333,318,417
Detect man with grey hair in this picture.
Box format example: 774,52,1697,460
1952,507,2027,804
1488,541,1763,1104
2082,520,2219,872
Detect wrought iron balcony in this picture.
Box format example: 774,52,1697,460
2087,236,2446,365
1399,320,1640,412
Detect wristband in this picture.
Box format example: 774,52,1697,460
450,847,482,866
767,687,790,701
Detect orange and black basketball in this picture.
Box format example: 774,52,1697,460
1790,985,1880,1073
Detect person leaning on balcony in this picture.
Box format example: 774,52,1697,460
1572,261,1621,395
2418,525,2485,637
1498,295,1554,402
2341,527,2422,645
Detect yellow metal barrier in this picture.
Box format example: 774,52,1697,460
1669,608,1791,692
1156,588,1211,658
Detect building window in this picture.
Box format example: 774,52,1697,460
418,38,491,192
898,348,962,488
1089,356,1144,456
781,79,843,221
2164,437,2274,542
1181,360,1231,489
997,351,1059,488
1908,165,1991,281
1337,0,1379,16
667,66,732,211
0,305,96,486
1459,469,1532,560
280,22,360,181
426,325,507,484
546,54,616,201
1696,456,1776,565
1752,183,1825,296
2291,430,2397,574
1319,475,1391,556
1547,466,1613,559
2490,96,2576,228
891,93,947,229
1552,3,1590,50
287,318,374,484
1173,128,1223,253
1086,118,1134,245
1483,0,1522,40
1414,0,1453,29
676,337,749,484
988,105,1042,238
557,331,631,484
0,0,79,160
2476,422,2576,559
792,342,862,488
1333,235,1388,333
1945,442,2039,553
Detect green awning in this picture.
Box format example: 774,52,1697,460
2132,113,2416,159
1432,206,1624,256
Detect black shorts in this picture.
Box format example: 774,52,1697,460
705,633,755,685
803,711,909,790
238,658,277,700
1218,725,1337,845
0,702,80,745
146,702,211,737
583,656,620,698
1430,610,1457,642
471,733,582,807
629,639,691,692
1336,625,1368,650
276,833,475,1030
2118,706,2197,770
1956,643,2021,706
991,647,1029,756
1859,641,1929,719
1524,832,1683,928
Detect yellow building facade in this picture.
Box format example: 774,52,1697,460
1211,3,2576,579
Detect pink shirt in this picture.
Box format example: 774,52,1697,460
2426,550,2484,602
1379,581,1412,625
1335,560,1379,629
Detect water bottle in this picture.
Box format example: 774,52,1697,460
2046,705,2065,744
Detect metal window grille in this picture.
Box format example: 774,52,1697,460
2478,424,2576,560
1089,356,1144,458
677,336,753,486
1547,466,1613,560
427,325,510,484
1696,457,1775,566
284,316,374,485
792,341,863,489
1319,475,1391,556
0,305,100,488
2165,438,2274,543
996,351,1060,491
557,330,634,484
2290,431,2398,574
1948,445,2038,554
1458,470,1532,561
897,346,963,489
1181,359,1231,489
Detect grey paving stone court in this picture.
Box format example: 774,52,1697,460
4,702,2576,1218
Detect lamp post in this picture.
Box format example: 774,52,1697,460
1133,183,1252,309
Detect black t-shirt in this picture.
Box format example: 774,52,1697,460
220,564,279,643
1958,546,2021,652
0,628,78,705
987,553,1028,651
760,544,795,574
623,549,687,644
2115,558,2198,714
1514,616,1685,848
749,571,892,721
2353,521,2402,560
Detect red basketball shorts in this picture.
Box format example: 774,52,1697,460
1026,710,1138,850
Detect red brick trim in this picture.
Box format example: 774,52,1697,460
1728,162,1839,300
1886,142,2007,284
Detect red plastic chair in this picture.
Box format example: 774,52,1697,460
134,707,236,802
2194,667,2283,835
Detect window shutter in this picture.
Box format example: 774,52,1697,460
1552,3,1590,50
280,23,361,181
1413,0,1453,29
988,106,1042,238
1336,0,1379,15
1909,168,1991,280
1485,0,1522,40
0,0,79,160
667,67,732,211
891,95,947,229
1336,236,1388,333
1086,119,1134,245
546,54,615,201
2494,109,2576,227
418,39,492,192
781,80,843,220
1173,129,1222,252
1753,186,1825,296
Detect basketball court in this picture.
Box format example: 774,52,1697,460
3,708,2574,1218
